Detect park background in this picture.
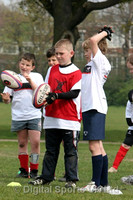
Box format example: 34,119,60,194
0,0,133,107
0,1,133,199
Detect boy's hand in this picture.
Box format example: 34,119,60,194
22,73,37,90
98,26,114,41
23,73,31,82
45,92,58,105
0,92,11,103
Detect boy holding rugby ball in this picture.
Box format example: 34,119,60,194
1,53,44,179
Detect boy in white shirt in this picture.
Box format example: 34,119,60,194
1,53,44,178
46,47,59,67
108,55,133,175
79,26,122,195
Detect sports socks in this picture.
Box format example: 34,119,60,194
92,154,103,187
18,154,39,172
18,154,29,172
100,155,108,186
30,162,39,171
30,153,39,171
112,145,129,169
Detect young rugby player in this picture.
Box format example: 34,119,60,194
46,47,59,67
109,54,133,173
29,39,82,188
45,47,66,182
79,26,122,195
1,53,44,178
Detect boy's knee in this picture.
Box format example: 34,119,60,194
89,143,94,152
19,143,25,148
89,142,100,154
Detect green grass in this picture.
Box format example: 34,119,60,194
105,106,127,142
0,103,133,199
0,141,133,199
0,103,127,142
0,103,16,139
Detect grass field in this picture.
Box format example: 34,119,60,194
0,102,127,142
0,103,133,199
0,141,133,200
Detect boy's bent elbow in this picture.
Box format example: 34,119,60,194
89,37,97,45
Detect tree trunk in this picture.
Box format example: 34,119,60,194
52,0,80,47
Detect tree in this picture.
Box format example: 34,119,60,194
20,0,133,47
0,2,53,74
0,4,30,53
115,3,133,62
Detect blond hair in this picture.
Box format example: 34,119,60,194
82,37,108,55
54,39,73,51
82,38,91,50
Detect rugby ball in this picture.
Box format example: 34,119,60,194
33,83,51,108
1,70,22,89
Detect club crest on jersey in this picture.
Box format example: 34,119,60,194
103,71,110,81
82,65,91,73
53,79,67,93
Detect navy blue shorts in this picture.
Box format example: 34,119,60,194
82,110,106,140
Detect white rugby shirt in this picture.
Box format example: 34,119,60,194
81,48,111,114
126,100,133,130
3,72,44,121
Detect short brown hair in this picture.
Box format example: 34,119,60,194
20,53,36,66
46,47,55,58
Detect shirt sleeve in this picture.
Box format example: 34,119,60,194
3,86,13,96
126,101,133,118
92,48,111,85
44,67,52,83
126,100,133,123
58,89,80,99
36,73,44,86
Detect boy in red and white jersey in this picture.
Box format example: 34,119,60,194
29,39,82,188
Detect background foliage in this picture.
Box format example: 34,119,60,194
0,1,133,105
105,76,133,106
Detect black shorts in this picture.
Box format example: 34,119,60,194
123,130,133,146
